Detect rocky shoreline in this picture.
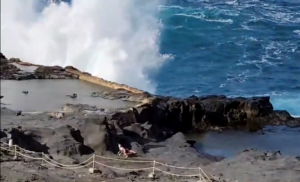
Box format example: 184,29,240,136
1,53,300,182
1,53,299,132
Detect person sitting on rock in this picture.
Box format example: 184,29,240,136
126,148,137,157
118,144,137,158
118,144,127,156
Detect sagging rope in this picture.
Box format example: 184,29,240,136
0,141,212,181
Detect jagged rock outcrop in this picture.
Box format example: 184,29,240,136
103,94,299,133
0,53,78,80
2,125,93,158
0,54,20,79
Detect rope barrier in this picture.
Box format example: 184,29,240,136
95,154,153,163
154,167,199,177
42,153,93,167
43,159,93,169
95,161,153,171
0,141,212,181
155,161,200,169
16,145,40,154
16,151,42,160
0,146,15,153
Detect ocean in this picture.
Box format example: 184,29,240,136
156,0,300,116
1,0,299,116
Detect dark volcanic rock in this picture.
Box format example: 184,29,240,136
0,52,7,59
34,65,78,79
90,90,152,103
0,55,20,79
35,65,65,73
3,125,94,158
72,116,130,154
14,73,38,80
105,94,299,133
0,53,78,80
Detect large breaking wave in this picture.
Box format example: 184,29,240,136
1,0,171,93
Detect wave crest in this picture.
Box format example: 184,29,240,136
1,0,172,93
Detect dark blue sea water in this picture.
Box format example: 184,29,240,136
156,0,300,116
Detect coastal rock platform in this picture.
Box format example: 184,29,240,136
1,53,299,182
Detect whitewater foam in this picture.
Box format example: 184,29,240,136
1,0,171,93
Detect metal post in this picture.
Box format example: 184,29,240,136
152,160,156,173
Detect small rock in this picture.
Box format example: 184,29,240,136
148,172,156,179
56,112,64,119
88,168,101,174
13,155,18,160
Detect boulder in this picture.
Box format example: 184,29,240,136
0,52,7,59
107,95,296,133
165,132,190,148
0,54,20,74
73,116,119,154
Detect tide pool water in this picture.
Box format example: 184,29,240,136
186,126,300,157
0,80,136,112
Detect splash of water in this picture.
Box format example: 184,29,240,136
1,0,171,93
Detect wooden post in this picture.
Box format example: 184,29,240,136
198,167,202,182
9,139,13,147
41,153,44,166
92,154,95,169
13,145,18,160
